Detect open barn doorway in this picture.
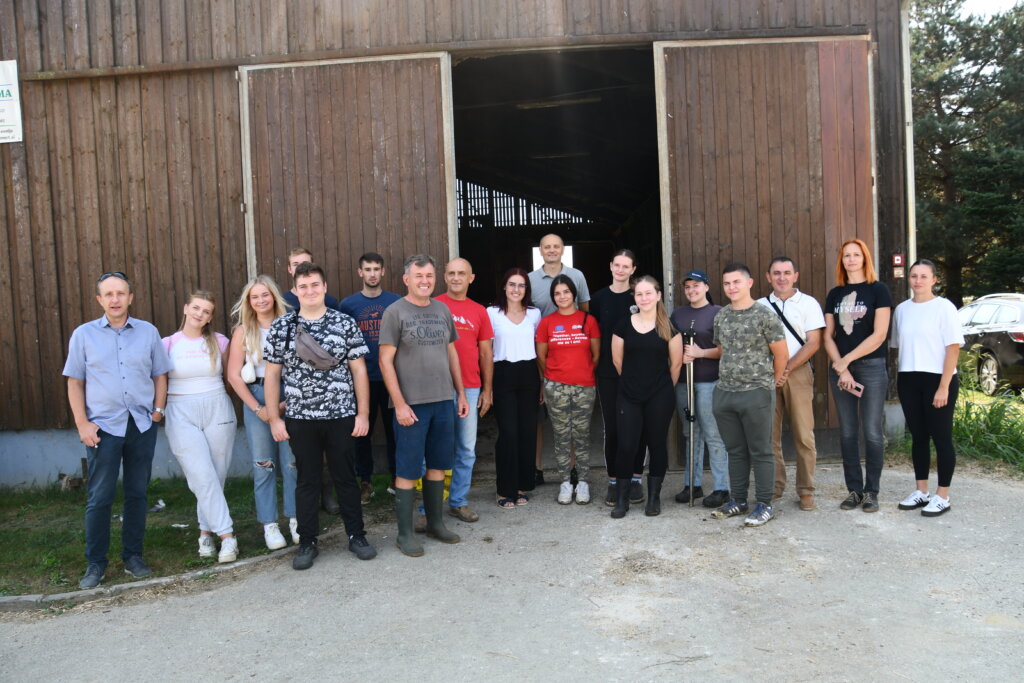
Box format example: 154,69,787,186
451,48,660,304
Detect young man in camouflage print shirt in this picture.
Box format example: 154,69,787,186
709,263,789,527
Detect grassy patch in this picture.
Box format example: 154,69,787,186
0,474,394,596
953,349,1024,472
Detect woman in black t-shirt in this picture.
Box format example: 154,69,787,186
609,276,683,518
823,238,893,513
589,249,646,507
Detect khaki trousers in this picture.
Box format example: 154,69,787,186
772,362,817,496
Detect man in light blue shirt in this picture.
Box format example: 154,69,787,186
63,272,172,589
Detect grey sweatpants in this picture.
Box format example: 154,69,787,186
165,389,237,535
712,386,776,505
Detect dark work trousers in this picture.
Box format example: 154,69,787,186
354,380,396,481
898,372,959,487
713,386,776,505
286,417,365,544
614,382,675,480
597,374,647,477
493,360,540,499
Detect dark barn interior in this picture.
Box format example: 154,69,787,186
452,48,659,303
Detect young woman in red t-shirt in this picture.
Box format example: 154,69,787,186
535,274,601,505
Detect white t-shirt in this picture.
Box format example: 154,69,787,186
487,306,542,362
163,331,230,394
757,289,825,359
891,297,964,374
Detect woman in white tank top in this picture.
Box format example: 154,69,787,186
162,290,238,563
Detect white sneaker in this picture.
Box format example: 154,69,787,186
289,517,300,544
263,522,287,550
898,489,931,510
575,481,591,505
198,534,216,558
557,481,574,505
218,536,238,563
921,494,951,517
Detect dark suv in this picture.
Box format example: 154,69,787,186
958,294,1024,395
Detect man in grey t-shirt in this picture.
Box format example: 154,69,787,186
528,233,591,317
379,254,470,557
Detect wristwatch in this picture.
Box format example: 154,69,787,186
154,407,166,415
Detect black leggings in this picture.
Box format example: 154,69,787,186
597,374,646,476
897,372,958,487
615,382,675,480
493,360,541,498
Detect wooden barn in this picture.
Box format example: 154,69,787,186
0,1,912,433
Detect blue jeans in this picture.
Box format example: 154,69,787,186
243,382,297,523
448,387,480,509
84,416,156,570
394,400,455,480
829,357,888,494
675,380,729,491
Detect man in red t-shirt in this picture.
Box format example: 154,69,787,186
435,258,494,522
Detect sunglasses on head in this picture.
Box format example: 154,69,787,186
97,271,128,285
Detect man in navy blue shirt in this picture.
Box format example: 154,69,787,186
339,252,401,500
63,271,172,589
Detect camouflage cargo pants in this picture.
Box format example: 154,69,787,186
542,379,596,482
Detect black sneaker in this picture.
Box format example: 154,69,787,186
535,468,546,486
569,467,578,487
293,542,319,570
348,535,377,561
628,479,645,504
79,564,104,589
840,491,864,510
604,481,619,507
702,490,730,508
674,485,703,504
861,492,879,513
123,555,153,579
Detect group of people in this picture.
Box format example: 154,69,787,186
65,235,964,589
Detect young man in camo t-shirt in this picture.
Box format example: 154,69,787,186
264,261,377,570
709,263,789,528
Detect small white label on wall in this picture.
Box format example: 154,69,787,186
0,60,23,144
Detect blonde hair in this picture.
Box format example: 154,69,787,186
179,290,220,372
231,275,288,364
634,275,674,343
835,238,878,285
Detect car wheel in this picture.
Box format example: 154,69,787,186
978,353,1000,396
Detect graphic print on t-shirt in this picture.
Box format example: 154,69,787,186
836,291,867,335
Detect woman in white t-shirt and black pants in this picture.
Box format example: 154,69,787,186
891,260,964,517
163,290,238,562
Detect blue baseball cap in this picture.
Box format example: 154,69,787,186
683,269,709,285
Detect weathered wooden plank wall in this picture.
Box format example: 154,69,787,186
0,0,907,429
244,56,450,297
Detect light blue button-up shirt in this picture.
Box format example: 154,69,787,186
62,316,173,437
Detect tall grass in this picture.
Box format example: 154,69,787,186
953,348,1024,472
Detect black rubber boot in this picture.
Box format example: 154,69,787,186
645,476,664,516
423,479,460,544
394,488,424,557
610,481,631,519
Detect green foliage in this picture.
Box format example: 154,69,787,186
952,347,1024,470
912,0,1024,306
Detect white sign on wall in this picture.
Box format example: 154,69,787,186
0,60,23,144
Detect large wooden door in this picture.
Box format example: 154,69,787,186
655,37,875,425
239,53,456,294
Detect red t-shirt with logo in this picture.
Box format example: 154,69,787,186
535,310,600,387
435,293,494,389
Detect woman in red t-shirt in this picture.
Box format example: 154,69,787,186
535,274,600,505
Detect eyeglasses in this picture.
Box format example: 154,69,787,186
97,271,128,285
506,282,527,290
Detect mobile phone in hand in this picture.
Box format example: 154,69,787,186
849,382,865,397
